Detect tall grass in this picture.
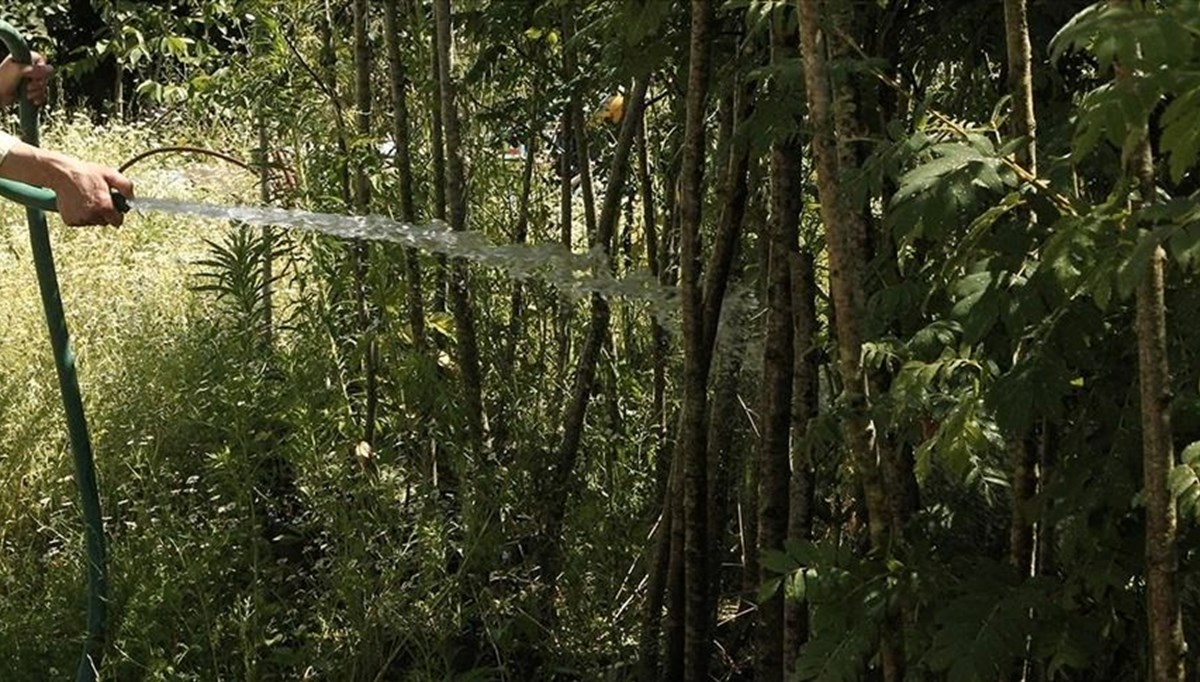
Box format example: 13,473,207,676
0,114,654,681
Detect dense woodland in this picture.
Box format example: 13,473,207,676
2,0,1200,680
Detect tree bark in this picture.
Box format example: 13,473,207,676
664,482,686,682
1108,2,1185,678
638,119,670,497
757,18,803,674
640,449,681,682
1003,0,1038,587
383,0,426,352
495,111,539,458
679,2,714,679
785,250,818,672
703,80,754,639
556,105,574,386
256,113,274,347
433,0,486,446
796,0,900,677
351,0,379,448
701,80,754,372
429,12,449,314
562,11,598,242
1137,209,1183,682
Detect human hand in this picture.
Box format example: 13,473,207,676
46,156,134,227
0,52,52,107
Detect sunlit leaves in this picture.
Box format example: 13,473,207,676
1170,442,1200,520
889,136,1017,249
1160,75,1200,183
1054,2,1200,171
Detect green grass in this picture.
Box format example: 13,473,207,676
0,114,259,678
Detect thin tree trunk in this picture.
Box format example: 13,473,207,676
700,81,753,358
556,107,573,385
796,0,900,678
785,250,818,671
433,0,486,446
542,76,651,592
113,62,124,121
495,112,539,457
562,11,598,241
1137,198,1183,682
638,120,670,497
1108,2,1185,678
640,433,682,682
319,1,352,209
703,305,747,640
703,76,754,645
257,113,274,347
352,0,379,448
664,482,686,682
430,16,449,314
384,0,426,351
757,18,803,674
1003,0,1038,585
679,2,714,679
505,121,538,367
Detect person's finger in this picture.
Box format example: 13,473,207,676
26,83,46,105
27,64,53,83
104,169,135,199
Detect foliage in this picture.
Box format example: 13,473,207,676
3,0,1200,680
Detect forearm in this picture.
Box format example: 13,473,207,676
0,131,71,189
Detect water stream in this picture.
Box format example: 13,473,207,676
130,197,678,319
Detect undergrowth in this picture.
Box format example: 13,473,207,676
0,114,650,681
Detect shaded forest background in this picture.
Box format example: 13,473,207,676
2,1,1200,681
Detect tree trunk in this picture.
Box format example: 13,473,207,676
700,81,753,359
556,106,574,386
1137,207,1184,682
785,250,818,672
542,74,650,570
1107,2,1185,678
495,112,539,458
640,444,681,682
429,14,449,314
319,0,352,209
703,302,747,637
433,0,486,446
1003,0,1038,586
257,113,274,347
351,0,379,448
795,0,900,678
383,0,426,352
664,482,686,681
563,11,598,241
703,80,754,639
757,18,803,674
679,2,714,679
638,119,670,497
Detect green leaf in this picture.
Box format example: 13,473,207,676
757,576,782,603
1116,230,1160,301
762,549,799,576
794,622,873,682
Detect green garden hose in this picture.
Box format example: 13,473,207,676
0,21,108,681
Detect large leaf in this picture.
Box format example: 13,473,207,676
1171,442,1200,521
